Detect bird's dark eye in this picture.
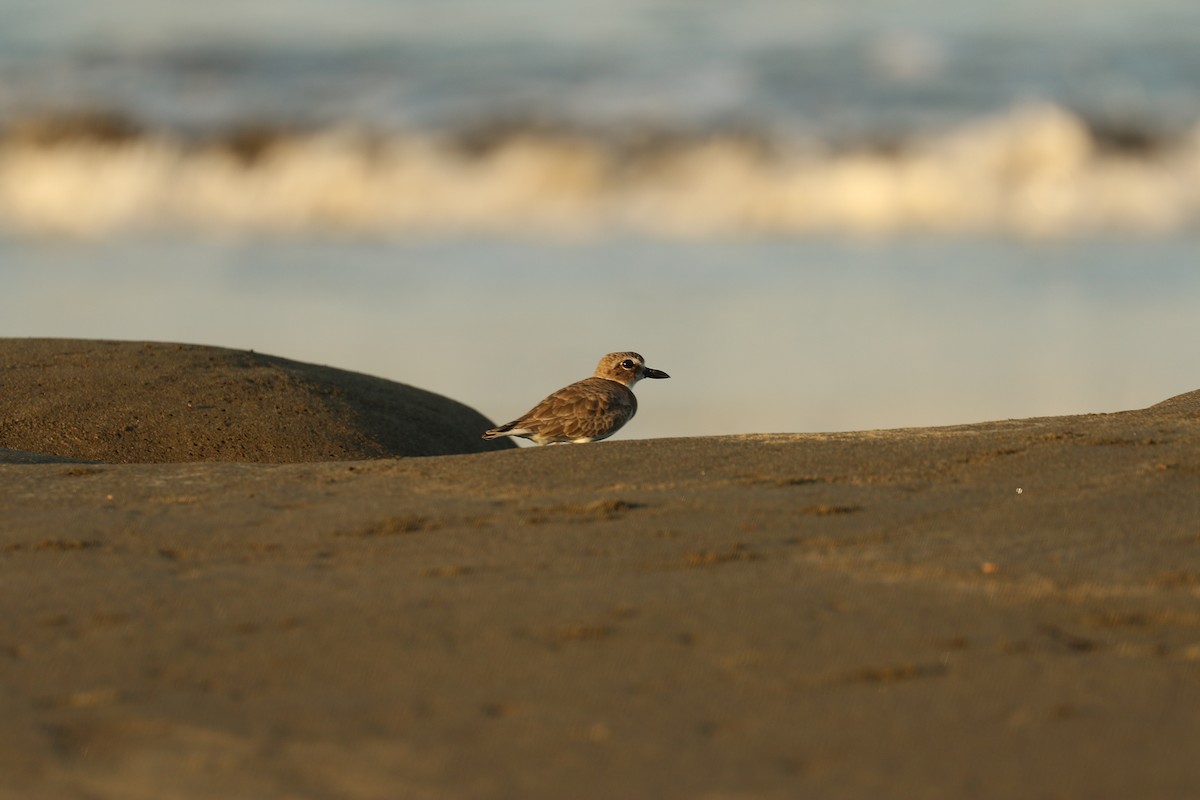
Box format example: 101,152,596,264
620,359,635,370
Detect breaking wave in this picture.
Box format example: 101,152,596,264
2,104,1198,238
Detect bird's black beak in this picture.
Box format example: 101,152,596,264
643,367,670,379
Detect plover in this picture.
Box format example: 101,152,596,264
483,352,669,445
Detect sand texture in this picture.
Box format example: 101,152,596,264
1,340,1199,799
0,339,514,462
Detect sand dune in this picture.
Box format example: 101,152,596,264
0,339,513,461
1,340,1198,798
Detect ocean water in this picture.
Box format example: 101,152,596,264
4,235,1197,437
3,0,1199,133
1,0,1198,438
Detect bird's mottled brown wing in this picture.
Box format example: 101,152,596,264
515,377,637,441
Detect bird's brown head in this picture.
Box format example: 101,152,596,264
594,352,670,387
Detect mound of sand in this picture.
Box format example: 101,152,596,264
0,338,514,462
2,338,1200,797
2,389,1200,798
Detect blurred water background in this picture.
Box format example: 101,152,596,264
2,0,1198,436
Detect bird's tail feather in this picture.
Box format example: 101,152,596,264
482,421,517,439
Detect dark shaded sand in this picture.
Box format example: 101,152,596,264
0,339,514,461
2,346,1200,798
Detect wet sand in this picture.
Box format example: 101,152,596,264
2,344,1199,798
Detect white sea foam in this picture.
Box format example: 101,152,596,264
1,105,1197,238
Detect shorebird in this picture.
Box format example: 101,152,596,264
483,352,669,445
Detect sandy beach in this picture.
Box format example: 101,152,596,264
2,339,1199,799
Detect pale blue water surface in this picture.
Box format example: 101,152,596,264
4,235,1197,437
1,0,1197,438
